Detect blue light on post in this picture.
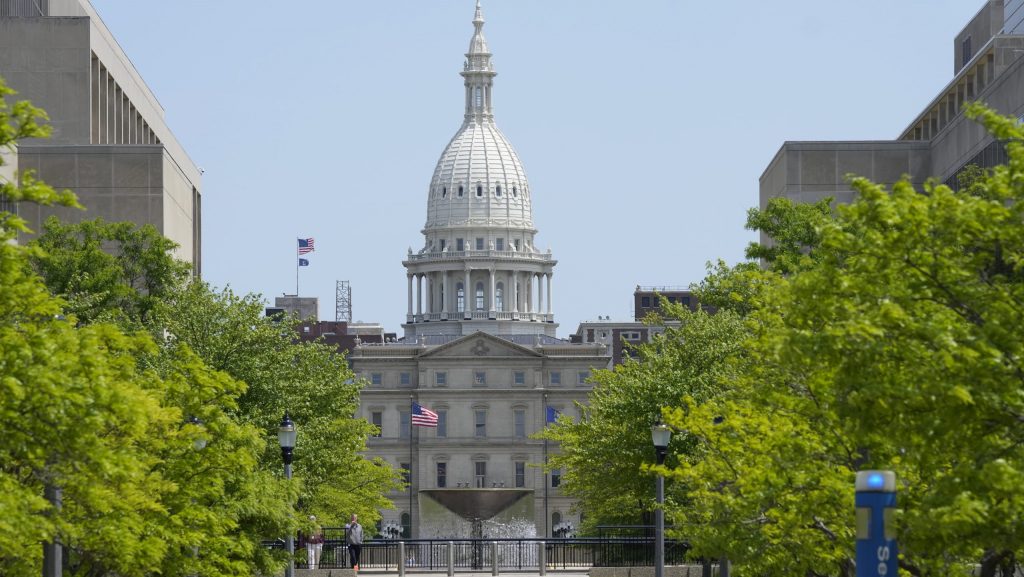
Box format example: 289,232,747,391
855,470,897,577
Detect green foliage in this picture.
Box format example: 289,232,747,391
660,104,1024,576
744,196,834,274
157,282,403,526
31,217,191,328
540,303,749,531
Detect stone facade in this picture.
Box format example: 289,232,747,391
0,0,202,272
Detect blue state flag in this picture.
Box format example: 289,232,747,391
546,406,560,424
298,258,310,266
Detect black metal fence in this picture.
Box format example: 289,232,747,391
285,536,690,571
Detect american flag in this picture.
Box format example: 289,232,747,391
298,238,315,254
412,402,438,427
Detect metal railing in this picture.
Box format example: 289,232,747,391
282,536,691,571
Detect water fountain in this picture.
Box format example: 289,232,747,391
419,488,537,569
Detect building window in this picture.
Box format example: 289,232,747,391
400,372,411,385
400,411,410,438
401,513,411,538
437,462,447,488
437,410,447,437
439,239,446,252
371,372,382,385
475,282,485,310
641,296,651,307
371,411,383,437
400,462,411,485
475,410,487,437
962,36,972,67
476,237,484,250
550,371,561,386
515,461,526,487
621,331,641,341
456,238,464,251
475,461,487,488
474,371,487,385
476,185,483,197
552,468,561,487
578,371,590,385
496,283,504,310
514,409,526,438
552,512,561,529
457,283,465,313
513,239,520,250
442,186,447,198
436,372,447,386
475,86,483,109
458,185,464,197
512,186,518,197
682,296,691,306
513,371,525,386
496,185,502,196
496,238,504,251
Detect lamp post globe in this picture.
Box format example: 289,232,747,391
650,423,671,577
188,415,207,451
279,412,297,577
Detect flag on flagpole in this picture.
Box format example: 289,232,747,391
412,402,439,427
546,406,560,424
298,258,309,267
298,238,315,254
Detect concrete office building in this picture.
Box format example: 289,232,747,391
760,0,1024,243
0,0,202,272
350,3,606,539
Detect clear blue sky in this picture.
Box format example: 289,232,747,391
90,0,982,336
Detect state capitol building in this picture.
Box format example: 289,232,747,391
348,2,607,539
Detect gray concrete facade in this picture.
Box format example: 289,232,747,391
760,0,1024,226
0,0,202,273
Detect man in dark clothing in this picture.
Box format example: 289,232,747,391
346,513,363,570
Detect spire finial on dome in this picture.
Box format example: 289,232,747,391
462,0,495,122
473,0,484,26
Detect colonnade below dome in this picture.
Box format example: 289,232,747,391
404,268,554,331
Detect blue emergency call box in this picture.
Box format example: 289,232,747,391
855,470,897,577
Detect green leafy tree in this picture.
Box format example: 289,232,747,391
540,303,749,531
664,104,1024,576
158,281,403,526
31,217,191,328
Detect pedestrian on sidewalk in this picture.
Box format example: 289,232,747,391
306,515,324,570
346,513,363,571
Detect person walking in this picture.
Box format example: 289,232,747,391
306,515,324,570
346,513,363,571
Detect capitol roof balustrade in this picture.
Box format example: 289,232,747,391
405,249,554,263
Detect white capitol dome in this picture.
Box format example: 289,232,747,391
424,0,533,234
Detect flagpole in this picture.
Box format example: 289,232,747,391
543,393,549,538
296,238,300,295
405,395,409,541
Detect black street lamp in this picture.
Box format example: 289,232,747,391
279,412,297,577
651,423,672,577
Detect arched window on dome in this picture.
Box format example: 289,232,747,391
476,185,483,197
458,185,464,197
495,185,502,197
512,186,518,197
456,283,465,313
475,282,485,311
442,186,447,198
475,86,483,109
495,283,504,311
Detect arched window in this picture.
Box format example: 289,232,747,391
458,185,464,197
442,186,447,198
475,282,485,311
457,283,465,313
475,86,483,109
552,512,562,534
495,283,504,311
512,186,518,197
476,185,483,197
496,185,502,197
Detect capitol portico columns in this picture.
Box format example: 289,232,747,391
407,274,414,320
464,269,472,319
489,268,496,318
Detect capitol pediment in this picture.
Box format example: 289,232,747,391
418,331,543,359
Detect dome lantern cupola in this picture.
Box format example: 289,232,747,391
403,1,557,340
